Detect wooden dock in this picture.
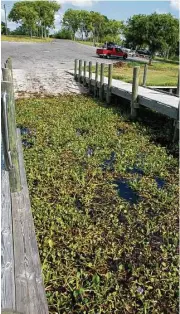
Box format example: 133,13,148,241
1,59,48,313
68,68,179,120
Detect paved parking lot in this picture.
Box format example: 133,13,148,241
2,39,148,96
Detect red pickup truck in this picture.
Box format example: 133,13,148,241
96,47,128,59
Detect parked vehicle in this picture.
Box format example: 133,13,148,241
136,49,151,56
96,47,128,59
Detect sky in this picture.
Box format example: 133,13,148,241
1,0,179,33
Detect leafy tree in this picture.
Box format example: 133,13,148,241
8,1,39,37
8,1,60,38
124,13,179,64
1,22,10,35
10,25,28,36
34,1,60,38
79,10,92,40
89,11,107,45
53,28,73,40
62,9,80,40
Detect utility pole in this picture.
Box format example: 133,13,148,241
4,3,8,35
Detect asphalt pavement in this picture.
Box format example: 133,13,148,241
1,39,148,96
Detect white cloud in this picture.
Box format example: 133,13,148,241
155,8,167,14
170,0,179,11
57,0,97,7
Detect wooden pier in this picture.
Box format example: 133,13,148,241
1,59,48,314
69,60,179,137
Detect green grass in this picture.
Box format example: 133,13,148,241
1,35,53,43
77,40,103,47
16,95,178,314
90,60,179,86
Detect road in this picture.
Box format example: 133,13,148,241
1,39,148,97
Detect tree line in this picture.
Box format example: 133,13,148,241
6,1,60,38
2,1,179,59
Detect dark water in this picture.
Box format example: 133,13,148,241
101,151,116,171
117,128,125,136
155,177,165,189
113,179,140,205
126,166,144,176
76,128,89,136
86,147,94,157
22,139,34,148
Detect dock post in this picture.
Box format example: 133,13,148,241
89,61,92,93
1,79,21,192
173,101,179,142
78,59,82,83
94,62,99,97
106,64,113,104
2,67,13,82
176,71,179,96
74,59,78,80
142,64,148,86
99,63,104,101
83,60,86,85
131,66,140,119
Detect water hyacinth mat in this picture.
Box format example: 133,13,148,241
16,95,178,314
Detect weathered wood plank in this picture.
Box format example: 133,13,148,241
1,142,16,310
1,81,21,192
11,129,49,314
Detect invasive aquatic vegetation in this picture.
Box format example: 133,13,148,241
16,95,179,314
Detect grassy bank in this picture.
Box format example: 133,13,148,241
1,35,53,43
90,60,179,86
77,40,103,47
16,95,178,313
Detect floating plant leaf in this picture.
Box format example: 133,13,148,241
101,151,116,171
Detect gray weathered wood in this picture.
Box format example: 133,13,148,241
68,69,178,121
94,62,99,97
5,57,13,81
74,59,78,80
1,143,16,311
78,60,82,83
106,64,113,104
131,66,140,118
1,81,21,192
89,61,92,92
11,129,49,314
176,71,179,96
2,68,13,82
83,61,86,85
142,64,148,86
99,63,105,101
173,101,179,142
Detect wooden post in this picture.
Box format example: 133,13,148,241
99,63,104,101
89,61,92,93
2,68,13,82
74,59,78,80
78,59,82,83
6,57,13,71
94,62,99,97
131,66,140,118
1,81,21,192
176,71,179,96
142,64,148,86
173,101,179,142
106,64,113,104
83,60,86,85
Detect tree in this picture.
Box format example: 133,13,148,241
1,22,10,35
8,1,60,38
62,9,80,40
124,13,179,64
79,10,91,40
34,1,60,38
102,19,123,43
89,11,107,45
8,1,39,37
